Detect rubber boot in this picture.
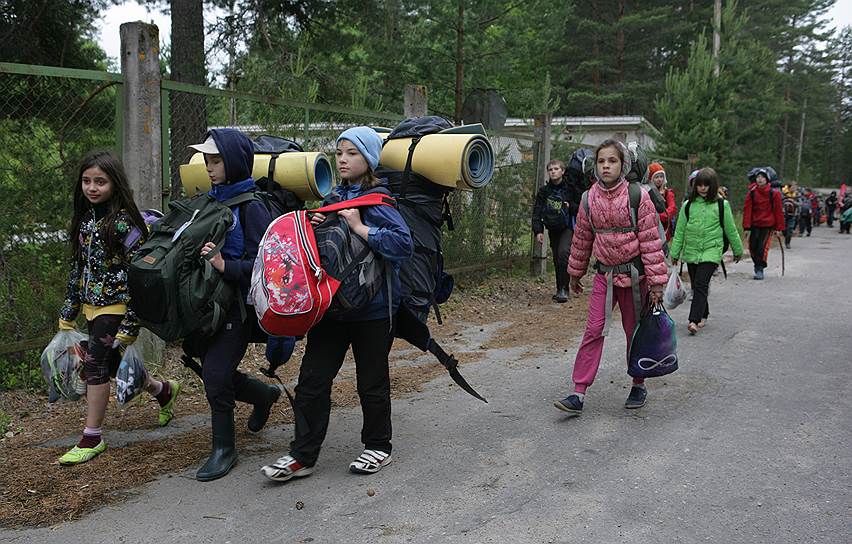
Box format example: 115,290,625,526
196,410,238,482
235,377,281,432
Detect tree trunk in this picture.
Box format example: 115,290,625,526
779,83,790,177
169,0,207,200
454,1,465,124
591,0,600,97
615,0,625,114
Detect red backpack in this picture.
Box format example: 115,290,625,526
249,192,395,336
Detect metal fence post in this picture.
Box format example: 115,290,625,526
120,22,165,364
530,114,551,277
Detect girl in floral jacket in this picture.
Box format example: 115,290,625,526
57,151,180,465
554,140,667,415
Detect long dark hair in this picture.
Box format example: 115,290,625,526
688,167,719,204
69,150,147,259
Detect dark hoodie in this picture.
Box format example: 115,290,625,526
206,128,272,299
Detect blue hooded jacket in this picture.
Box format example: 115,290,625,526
324,179,413,321
206,128,272,299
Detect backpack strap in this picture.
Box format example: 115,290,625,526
315,192,396,214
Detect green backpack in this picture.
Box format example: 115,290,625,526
128,192,258,341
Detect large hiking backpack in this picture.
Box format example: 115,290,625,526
251,135,306,216
128,192,260,341
379,116,456,323
625,142,666,214
565,148,595,188
783,197,798,217
250,193,396,337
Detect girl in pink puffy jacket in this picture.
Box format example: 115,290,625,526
553,139,668,415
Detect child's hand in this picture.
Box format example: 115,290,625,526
200,242,225,273
569,276,583,294
338,209,370,240
649,286,664,305
309,212,326,226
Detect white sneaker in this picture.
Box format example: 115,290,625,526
349,449,392,474
261,454,314,482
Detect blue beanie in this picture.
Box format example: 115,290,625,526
336,126,382,170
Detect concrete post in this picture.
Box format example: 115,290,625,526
120,22,162,211
404,85,428,117
530,114,551,277
120,22,165,364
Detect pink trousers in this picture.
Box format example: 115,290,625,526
572,273,646,393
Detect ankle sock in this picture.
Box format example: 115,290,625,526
633,383,646,390
155,381,171,407
78,427,102,449
573,392,585,402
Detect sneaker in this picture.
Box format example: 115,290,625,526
59,440,107,465
555,287,569,303
261,454,314,482
753,268,764,280
158,380,181,427
553,394,583,415
625,386,647,409
349,449,392,474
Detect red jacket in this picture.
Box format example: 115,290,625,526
659,188,677,240
743,183,785,230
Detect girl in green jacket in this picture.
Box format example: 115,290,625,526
670,168,744,335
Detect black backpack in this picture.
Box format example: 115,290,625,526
565,148,595,188
379,115,456,323
314,187,395,315
251,135,306,218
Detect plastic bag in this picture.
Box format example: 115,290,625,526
663,269,687,309
628,302,678,379
115,345,148,405
40,330,87,402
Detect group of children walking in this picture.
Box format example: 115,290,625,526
57,126,412,486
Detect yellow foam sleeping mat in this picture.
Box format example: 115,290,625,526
179,152,334,200
378,123,494,190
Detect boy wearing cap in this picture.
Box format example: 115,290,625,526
184,128,281,482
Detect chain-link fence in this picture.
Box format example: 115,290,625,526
0,64,122,388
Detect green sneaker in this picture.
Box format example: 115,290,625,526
59,440,107,465
158,380,181,427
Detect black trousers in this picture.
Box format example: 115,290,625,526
827,206,836,227
798,214,812,235
547,227,573,290
686,262,716,325
290,317,393,467
749,227,773,268
184,304,256,413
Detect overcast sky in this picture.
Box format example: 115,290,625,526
97,0,852,71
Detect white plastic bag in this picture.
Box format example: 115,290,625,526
40,330,87,402
115,345,148,405
663,269,688,309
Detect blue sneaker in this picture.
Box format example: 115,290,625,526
553,394,583,415
754,268,764,280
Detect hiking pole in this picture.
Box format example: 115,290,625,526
775,232,785,276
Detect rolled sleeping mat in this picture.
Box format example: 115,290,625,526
379,125,494,190
179,152,335,200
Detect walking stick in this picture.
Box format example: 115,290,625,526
775,232,785,276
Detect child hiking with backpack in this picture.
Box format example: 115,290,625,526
553,139,668,415
670,168,743,335
648,162,677,241
261,127,413,483
743,168,784,280
181,129,281,482
532,159,581,302
57,151,181,465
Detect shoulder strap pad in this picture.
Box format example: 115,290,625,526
627,182,642,233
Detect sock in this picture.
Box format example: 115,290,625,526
149,380,163,397
633,382,646,390
155,381,171,407
573,392,585,402
78,427,102,449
